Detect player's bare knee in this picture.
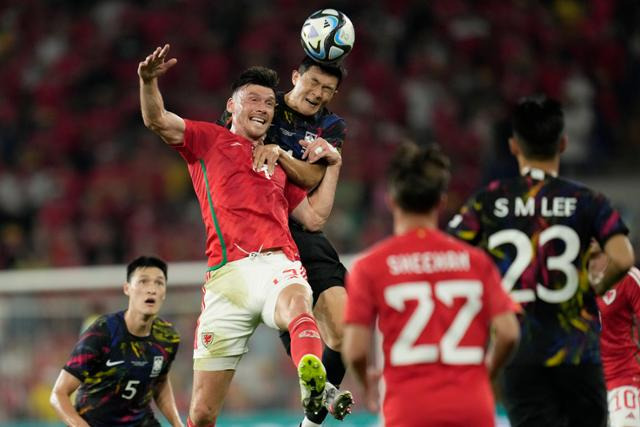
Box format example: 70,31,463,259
276,284,312,324
286,290,312,317
189,403,219,426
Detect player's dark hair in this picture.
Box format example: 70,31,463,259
387,142,451,214
512,95,565,160
298,56,346,87
127,256,168,282
231,66,279,95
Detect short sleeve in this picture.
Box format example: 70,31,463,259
590,192,629,246
161,331,180,377
479,253,518,318
284,180,307,212
623,268,640,317
175,119,224,162
344,257,378,326
63,316,109,381
446,191,484,246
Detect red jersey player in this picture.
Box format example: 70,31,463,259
591,242,640,427
342,143,520,427
138,44,347,426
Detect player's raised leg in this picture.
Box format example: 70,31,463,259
273,282,327,413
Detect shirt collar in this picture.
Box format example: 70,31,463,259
521,166,557,180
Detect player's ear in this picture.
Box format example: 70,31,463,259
123,282,130,297
508,137,520,156
226,97,235,114
558,134,568,154
292,70,300,86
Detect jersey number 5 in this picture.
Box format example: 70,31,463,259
488,225,580,303
384,280,483,367
122,380,140,400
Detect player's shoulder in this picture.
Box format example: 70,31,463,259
550,175,599,195
463,178,515,203
185,118,226,135
77,312,117,344
81,313,110,334
352,235,399,270
356,228,487,263
318,104,344,122
317,106,345,133
622,267,640,290
151,316,181,344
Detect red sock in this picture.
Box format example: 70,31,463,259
288,313,323,367
187,417,215,427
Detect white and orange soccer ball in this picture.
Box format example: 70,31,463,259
300,9,355,64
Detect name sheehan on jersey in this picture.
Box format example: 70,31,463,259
493,196,577,218
387,251,471,275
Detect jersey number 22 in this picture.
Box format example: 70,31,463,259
384,280,483,367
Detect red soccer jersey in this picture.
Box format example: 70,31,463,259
597,267,640,390
345,228,515,427
173,120,306,268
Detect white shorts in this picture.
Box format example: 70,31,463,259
193,251,310,371
608,386,640,427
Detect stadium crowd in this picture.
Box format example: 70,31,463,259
1,0,639,269
1,0,640,422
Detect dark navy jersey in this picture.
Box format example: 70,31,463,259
219,91,346,159
63,311,180,427
447,168,629,366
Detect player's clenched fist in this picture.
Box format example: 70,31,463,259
138,44,178,82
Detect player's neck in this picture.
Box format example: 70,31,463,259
518,157,560,177
230,124,262,146
124,309,154,337
394,211,438,235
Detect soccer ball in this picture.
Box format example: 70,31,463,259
300,9,355,64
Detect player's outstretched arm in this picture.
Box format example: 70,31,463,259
138,44,185,145
594,234,635,295
49,370,90,427
153,375,184,427
486,311,520,380
290,140,341,231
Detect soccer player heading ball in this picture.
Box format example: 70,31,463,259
137,43,350,426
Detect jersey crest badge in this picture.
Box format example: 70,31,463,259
150,356,163,377
603,289,617,305
304,131,318,142
202,332,215,348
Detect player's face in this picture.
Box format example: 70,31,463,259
228,84,276,142
125,266,167,316
289,66,339,116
